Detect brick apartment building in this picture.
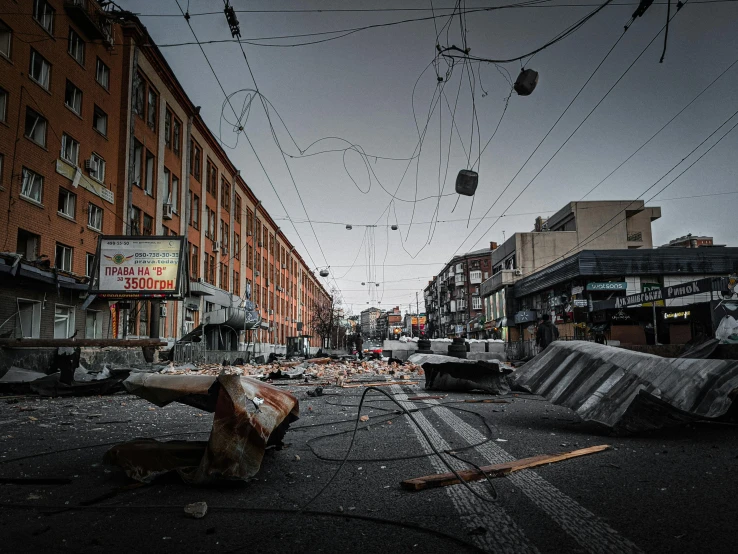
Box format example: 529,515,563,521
0,0,329,348
424,247,493,338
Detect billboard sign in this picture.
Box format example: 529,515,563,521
586,282,627,291
93,236,187,299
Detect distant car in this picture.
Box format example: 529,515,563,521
363,341,383,358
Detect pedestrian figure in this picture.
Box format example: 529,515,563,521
355,334,364,360
536,314,559,350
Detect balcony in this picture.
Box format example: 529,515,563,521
454,274,466,287
480,269,517,297
469,270,482,285
64,0,114,44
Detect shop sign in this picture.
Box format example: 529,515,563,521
56,159,114,204
586,282,627,291
664,310,691,320
573,299,588,308
593,276,727,311
514,310,537,324
642,282,665,307
571,286,584,295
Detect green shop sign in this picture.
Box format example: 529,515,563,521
586,282,628,291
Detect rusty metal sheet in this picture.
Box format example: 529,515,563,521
104,374,299,483
408,353,511,395
514,341,738,434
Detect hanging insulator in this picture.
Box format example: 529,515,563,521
455,170,478,196
514,68,539,96
346,224,353,230
319,269,329,277
362,282,366,285
391,225,398,231
375,283,380,287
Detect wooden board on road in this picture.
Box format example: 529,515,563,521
401,444,611,491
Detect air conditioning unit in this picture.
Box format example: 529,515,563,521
212,241,220,253
514,269,522,276
160,305,167,317
258,241,263,247
222,246,229,256
281,263,286,269
255,270,260,276
269,309,273,315
197,277,205,284
84,158,98,172
163,203,173,220
247,231,253,236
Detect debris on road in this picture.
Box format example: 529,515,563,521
408,354,511,394
514,341,738,434
184,502,208,519
401,444,611,491
104,373,299,483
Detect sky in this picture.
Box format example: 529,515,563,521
118,0,738,315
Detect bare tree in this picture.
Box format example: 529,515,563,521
310,292,339,349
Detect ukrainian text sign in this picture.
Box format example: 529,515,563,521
593,277,725,311
93,236,186,299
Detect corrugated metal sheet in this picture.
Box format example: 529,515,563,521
514,248,738,298
514,341,738,434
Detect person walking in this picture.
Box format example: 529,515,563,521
536,314,559,350
355,334,364,360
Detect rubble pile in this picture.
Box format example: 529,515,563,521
159,358,425,386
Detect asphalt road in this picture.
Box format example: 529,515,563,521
0,380,736,553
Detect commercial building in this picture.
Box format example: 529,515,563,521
424,247,493,338
0,1,329,349
480,200,662,342
360,307,381,339
660,234,721,248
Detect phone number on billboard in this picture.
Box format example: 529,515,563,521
134,253,179,258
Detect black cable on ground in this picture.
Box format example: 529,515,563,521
0,503,486,554
299,387,499,512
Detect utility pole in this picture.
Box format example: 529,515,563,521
416,291,419,337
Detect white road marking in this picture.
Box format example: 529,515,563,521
420,395,643,554
391,385,539,554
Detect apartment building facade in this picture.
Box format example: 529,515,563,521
0,1,329,347
360,307,381,339
424,247,492,338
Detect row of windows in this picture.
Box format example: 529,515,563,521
16,298,103,340
20,165,106,211
57,187,103,230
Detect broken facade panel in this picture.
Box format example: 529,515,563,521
514,341,738,434
104,373,299,483
408,353,511,394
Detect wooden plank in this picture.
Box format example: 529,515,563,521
0,339,167,348
341,381,419,388
401,444,611,491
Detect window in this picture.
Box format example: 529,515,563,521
190,243,199,279
68,28,84,65
61,133,79,165
16,229,40,261
206,208,215,239
223,221,229,253
191,194,199,229
16,300,41,338
171,175,179,212
93,105,107,135
95,58,109,89
147,88,157,129
163,167,170,205
33,0,54,33
222,179,230,210
21,168,43,203
234,234,240,260
55,243,73,272
130,206,141,235
209,255,215,285
85,253,95,278
164,109,172,148
58,188,76,218
64,80,82,115
235,195,241,224
143,213,153,235
88,203,103,231
191,141,201,180
133,72,145,116
25,108,47,147
0,88,6,122
173,118,181,155
0,21,11,58
220,263,228,290
132,139,142,186
0,153,3,185
234,271,240,296
85,310,102,338
29,49,51,89
54,305,75,339
206,160,216,195
144,150,154,196
89,153,105,182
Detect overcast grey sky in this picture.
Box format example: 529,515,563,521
120,0,738,314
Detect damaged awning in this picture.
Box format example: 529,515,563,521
514,341,738,434
104,373,299,483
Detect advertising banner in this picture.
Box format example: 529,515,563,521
593,277,727,311
93,236,187,299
